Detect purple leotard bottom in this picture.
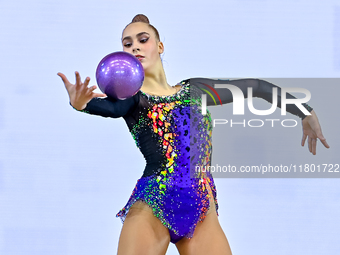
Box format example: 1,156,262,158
116,83,218,243
116,174,218,244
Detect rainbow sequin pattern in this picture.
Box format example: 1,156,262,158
116,80,218,243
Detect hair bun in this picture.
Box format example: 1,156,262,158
124,14,160,42
132,14,149,24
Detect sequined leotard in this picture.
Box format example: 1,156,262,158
74,78,312,244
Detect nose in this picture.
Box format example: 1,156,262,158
132,46,140,53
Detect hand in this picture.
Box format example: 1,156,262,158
57,71,107,110
301,110,330,155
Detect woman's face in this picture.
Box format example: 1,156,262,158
122,22,163,73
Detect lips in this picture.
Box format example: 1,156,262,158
135,55,144,60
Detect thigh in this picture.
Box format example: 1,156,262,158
175,183,233,255
117,201,171,255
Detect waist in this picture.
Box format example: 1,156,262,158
142,163,163,177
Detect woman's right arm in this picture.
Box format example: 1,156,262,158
57,71,138,118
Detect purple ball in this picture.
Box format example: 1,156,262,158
96,51,144,100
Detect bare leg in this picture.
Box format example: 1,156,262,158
117,201,171,255
175,183,232,255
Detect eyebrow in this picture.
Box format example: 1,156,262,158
122,32,150,42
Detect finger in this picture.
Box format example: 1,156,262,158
308,137,312,153
57,72,70,85
84,76,90,87
89,85,98,92
75,71,82,86
317,133,330,149
301,133,307,146
319,138,330,149
312,139,317,155
92,93,107,98
89,85,105,95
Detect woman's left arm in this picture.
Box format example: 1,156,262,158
190,77,330,154
190,77,312,119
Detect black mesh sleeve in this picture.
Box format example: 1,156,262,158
70,93,140,118
190,78,313,120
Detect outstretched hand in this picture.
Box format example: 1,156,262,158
301,110,330,155
57,71,107,110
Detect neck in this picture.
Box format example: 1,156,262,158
141,60,172,92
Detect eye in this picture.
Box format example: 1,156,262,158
140,38,149,43
124,42,132,48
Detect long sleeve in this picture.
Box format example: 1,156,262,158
189,78,313,119
70,93,140,118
